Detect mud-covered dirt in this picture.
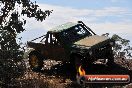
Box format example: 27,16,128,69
12,58,132,88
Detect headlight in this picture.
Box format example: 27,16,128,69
112,47,114,50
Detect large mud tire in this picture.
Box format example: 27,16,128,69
70,55,83,70
106,50,115,67
70,54,85,80
29,51,44,72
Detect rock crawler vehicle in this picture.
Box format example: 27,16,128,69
27,21,115,72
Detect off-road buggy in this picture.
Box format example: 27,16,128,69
27,21,115,72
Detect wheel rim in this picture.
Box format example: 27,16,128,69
30,55,39,68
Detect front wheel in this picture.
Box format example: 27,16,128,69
70,55,85,80
106,51,115,66
71,55,83,70
29,51,44,72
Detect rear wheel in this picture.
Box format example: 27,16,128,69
29,51,44,72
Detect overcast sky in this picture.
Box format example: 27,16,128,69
19,0,132,44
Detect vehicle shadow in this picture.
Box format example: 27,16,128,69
42,62,132,88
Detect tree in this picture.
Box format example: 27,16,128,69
111,34,132,58
0,0,52,87
102,33,132,59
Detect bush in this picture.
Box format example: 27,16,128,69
0,56,26,87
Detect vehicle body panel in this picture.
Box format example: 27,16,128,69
74,35,109,47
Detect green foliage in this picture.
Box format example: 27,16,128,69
0,0,52,58
102,33,132,58
0,0,52,87
111,34,132,58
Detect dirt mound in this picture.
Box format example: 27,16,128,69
11,58,132,88
115,58,132,70
13,70,80,88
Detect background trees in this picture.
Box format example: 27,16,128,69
0,0,52,87
102,33,132,59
